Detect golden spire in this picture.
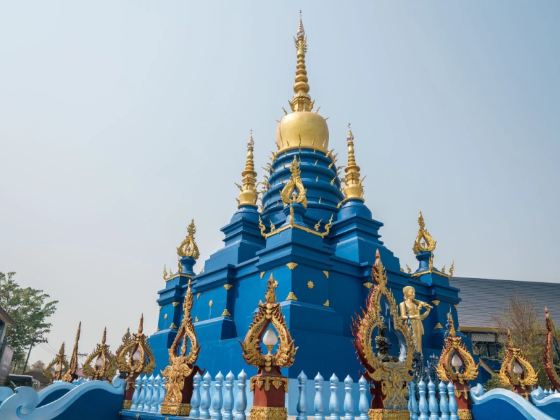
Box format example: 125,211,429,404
290,12,312,112
265,274,278,303
342,124,364,201
177,219,200,260
237,130,258,207
413,211,437,254
276,13,329,152
447,312,456,337
62,321,81,382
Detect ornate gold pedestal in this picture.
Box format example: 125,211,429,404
249,406,287,420
368,408,409,419
458,408,473,419
122,399,132,410
160,402,191,416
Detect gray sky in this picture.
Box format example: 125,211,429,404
1,1,559,364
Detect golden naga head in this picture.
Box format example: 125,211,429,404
280,157,307,208
241,274,296,372
177,219,200,260
413,211,437,254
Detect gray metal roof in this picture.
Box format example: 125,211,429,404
453,277,560,329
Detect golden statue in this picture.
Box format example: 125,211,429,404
399,286,432,354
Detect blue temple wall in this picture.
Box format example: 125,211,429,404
148,147,463,379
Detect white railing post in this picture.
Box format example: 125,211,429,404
439,381,449,420
447,382,458,420
408,381,419,420
200,371,212,419
137,375,148,411
358,376,369,420
314,372,325,420
343,375,353,420
191,372,202,417
328,374,340,420
150,374,160,412
223,371,234,420
157,376,166,413
297,371,308,420
418,379,428,420
428,378,439,420
211,371,224,420
130,374,142,410
234,370,247,420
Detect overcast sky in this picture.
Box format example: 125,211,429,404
1,1,559,365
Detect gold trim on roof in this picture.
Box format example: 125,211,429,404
177,220,200,260
62,322,81,382
259,207,333,239
237,131,258,207
413,211,437,254
241,275,297,372
82,327,117,381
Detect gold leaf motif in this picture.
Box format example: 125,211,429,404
323,299,330,307
307,280,314,289
413,211,437,254
286,262,298,270
224,284,233,290
286,291,298,301
280,157,307,207
322,270,329,278
177,220,200,260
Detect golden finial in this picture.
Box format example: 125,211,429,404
289,11,313,112
177,219,200,260
237,130,258,207
44,342,69,381
447,312,456,337
280,157,307,207
62,321,81,382
265,274,278,303
413,211,437,254
342,124,364,201
101,326,107,345
372,249,388,286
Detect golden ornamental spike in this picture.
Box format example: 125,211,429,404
413,211,437,254
280,157,307,207
353,250,414,417
44,342,69,381
161,280,202,416
237,131,258,207
62,322,81,382
116,313,155,409
242,273,296,419
498,329,538,398
342,124,364,201
177,219,200,260
289,12,312,113
82,327,117,381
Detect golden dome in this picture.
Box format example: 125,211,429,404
276,14,329,153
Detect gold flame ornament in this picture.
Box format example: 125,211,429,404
412,211,437,254
436,313,478,384
44,343,69,381
237,131,258,207
353,250,414,416
116,314,155,409
342,125,364,201
62,322,81,382
242,275,296,373
177,220,200,260
161,280,201,416
280,157,307,208
543,308,560,391
82,327,117,381
498,330,538,398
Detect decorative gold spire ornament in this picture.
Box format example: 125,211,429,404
237,131,258,207
242,274,296,419
161,280,201,416
436,313,478,416
82,327,117,381
342,124,364,201
62,322,81,382
44,343,69,381
543,308,560,391
498,330,538,398
276,13,329,152
413,211,437,254
116,314,155,409
280,157,307,207
177,219,200,260
353,250,414,417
